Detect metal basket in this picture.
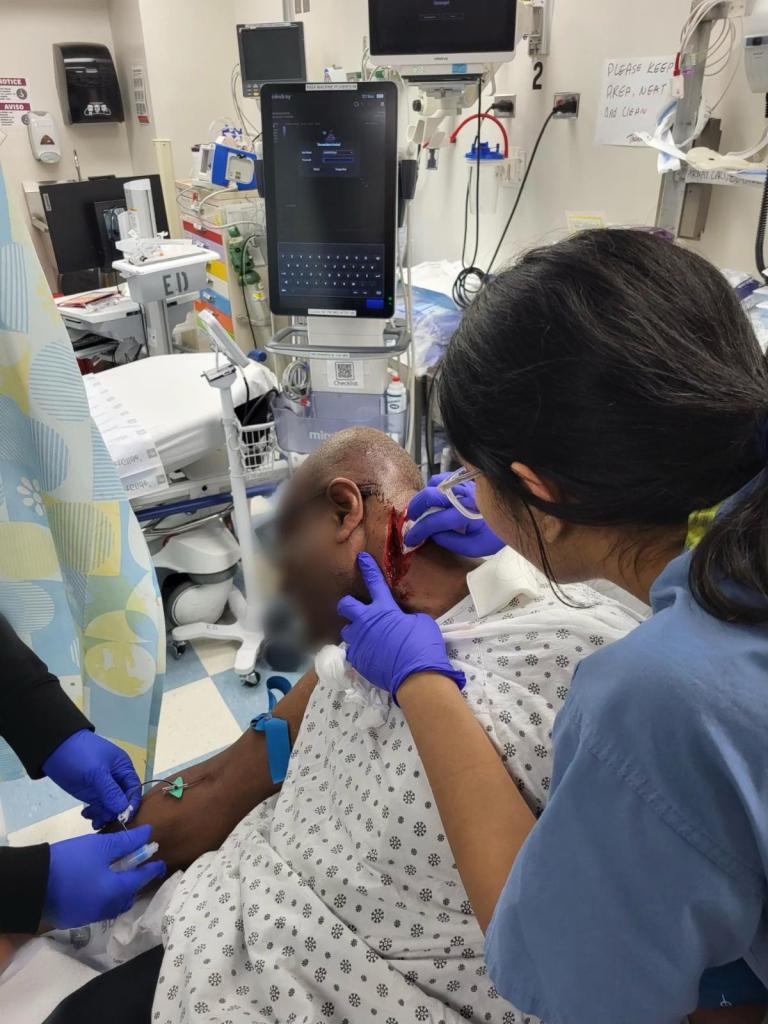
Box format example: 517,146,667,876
238,420,279,478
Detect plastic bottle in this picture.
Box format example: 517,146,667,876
385,374,407,441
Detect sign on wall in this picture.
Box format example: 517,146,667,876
595,57,675,147
131,65,150,125
0,76,32,128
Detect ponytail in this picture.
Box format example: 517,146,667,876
691,466,768,623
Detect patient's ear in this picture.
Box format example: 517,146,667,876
326,478,367,543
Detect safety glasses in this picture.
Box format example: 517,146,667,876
437,466,484,520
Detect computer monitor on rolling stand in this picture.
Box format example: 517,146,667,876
260,81,412,454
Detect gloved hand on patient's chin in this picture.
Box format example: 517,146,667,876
337,552,466,701
43,825,166,929
404,474,505,557
43,729,141,830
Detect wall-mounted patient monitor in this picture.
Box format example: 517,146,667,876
367,0,516,76
237,22,307,97
260,81,398,320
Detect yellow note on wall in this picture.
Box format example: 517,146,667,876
566,211,608,234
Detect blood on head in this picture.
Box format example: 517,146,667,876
383,506,413,588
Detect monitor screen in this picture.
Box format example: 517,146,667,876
93,198,127,265
39,175,167,274
261,82,398,319
238,23,307,97
368,0,516,57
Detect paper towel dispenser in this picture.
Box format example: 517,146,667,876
53,42,124,124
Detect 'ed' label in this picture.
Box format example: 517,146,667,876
163,271,189,296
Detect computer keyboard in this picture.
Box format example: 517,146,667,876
278,242,385,302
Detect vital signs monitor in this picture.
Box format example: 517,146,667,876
368,0,516,73
260,81,398,319
237,23,307,97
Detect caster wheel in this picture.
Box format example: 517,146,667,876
242,671,262,688
171,641,188,660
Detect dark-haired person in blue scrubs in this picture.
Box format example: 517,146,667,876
337,229,768,1023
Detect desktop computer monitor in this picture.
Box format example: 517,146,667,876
260,81,398,319
238,22,307,97
368,0,516,71
38,175,167,274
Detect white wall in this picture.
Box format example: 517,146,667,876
13,0,762,284
406,0,766,271
288,0,766,273
136,0,241,183
0,0,134,281
108,0,157,175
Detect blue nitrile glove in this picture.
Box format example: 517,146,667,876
338,552,466,701
404,473,505,557
43,730,141,831
44,825,166,929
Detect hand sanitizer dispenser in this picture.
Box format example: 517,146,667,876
27,111,61,165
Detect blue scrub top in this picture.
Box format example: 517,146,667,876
485,542,768,1024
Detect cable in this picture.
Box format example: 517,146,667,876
449,112,510,157
425,370,439,478
143,507,234,538
281,360,310,399
452,79,485,308
403,198,418,458
466,90,483,269
459,176,473,267
674,0,742,96
239,233,260,353
754,95,768,284
197,186,238,216
710,25,744,112
135,304,150,359
396,200,417,455
485,108,557,278
453,103,558,307
239,367,252,418
231,64,261,144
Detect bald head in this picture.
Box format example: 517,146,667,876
277,429,424,644
276,428,473,646
293,427,423,510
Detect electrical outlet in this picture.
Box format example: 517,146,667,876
492,94,516,118
553,92,580,119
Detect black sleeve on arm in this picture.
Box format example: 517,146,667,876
0,615,92,779
0,844,50,934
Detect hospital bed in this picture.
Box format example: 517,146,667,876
85,352,287,630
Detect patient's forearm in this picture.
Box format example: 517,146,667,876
397,672,535,932
128,669,318,872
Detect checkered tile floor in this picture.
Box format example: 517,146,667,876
1,639,304,846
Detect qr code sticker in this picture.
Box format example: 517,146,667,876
335,362,355,381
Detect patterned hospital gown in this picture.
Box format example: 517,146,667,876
154,551,643,1024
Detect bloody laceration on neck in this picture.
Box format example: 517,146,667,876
383,506,413,588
